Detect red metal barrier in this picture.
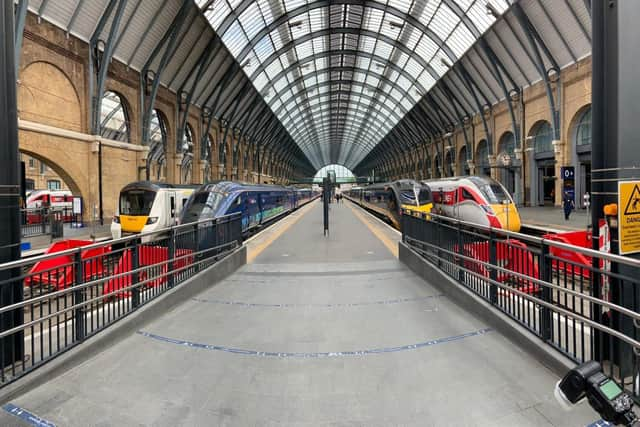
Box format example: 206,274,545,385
103,246,194,298
25,240,110,290
461,239,540,294
543,230,593,278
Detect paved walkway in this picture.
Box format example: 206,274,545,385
1,201,597,426
519,206,591,232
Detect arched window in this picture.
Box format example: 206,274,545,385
498,132,515,156
424,154,431,178
219,141,226,165
149,109,167,181
445,150,454,177
203,134,213,161
100,91,130,143
498,132,516,195
179,124,194,154
476,139,490,176
458,146,470,176
531,121,553,154
576,107,592,147
180,124,194,184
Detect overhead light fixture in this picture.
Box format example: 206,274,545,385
415,89,423,97
300,63,311,69
443,132,453,138
289,20,303,28
440,58,451,68
241,58,252,67
486,3,500,17
374,62,385,68
389,21,403,29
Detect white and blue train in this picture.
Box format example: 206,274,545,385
180,182,319,234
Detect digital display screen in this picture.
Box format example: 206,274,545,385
600,380,623,400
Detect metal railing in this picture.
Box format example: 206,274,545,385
0,213,242,387
20,208,78,238
402,211,640,397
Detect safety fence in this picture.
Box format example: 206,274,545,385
20,208,78,238
0,213,242,387
402,211,640,397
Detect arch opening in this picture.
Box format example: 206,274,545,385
528,120,555,206
100,91,130,143
314,165,355,183
149,109,168,181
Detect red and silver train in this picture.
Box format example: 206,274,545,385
422,175,521,232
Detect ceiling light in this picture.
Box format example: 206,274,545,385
241,58,251,67
486,3,500,17
440,58,451,68
389,21,403,29
289,20,303,28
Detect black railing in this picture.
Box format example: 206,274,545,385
0,213,242,387
402,211,640,397
20,208,79,238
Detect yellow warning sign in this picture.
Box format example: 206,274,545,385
619,181,640,254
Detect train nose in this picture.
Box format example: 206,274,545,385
490,203,521,232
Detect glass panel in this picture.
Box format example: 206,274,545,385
576,107,592,146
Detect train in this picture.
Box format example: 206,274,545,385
24,189,74,224
180,182,319,234
422,175,521,232
111,182,197,239
344,180,433,228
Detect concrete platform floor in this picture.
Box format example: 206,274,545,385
519,206,590,232
1,201,598,426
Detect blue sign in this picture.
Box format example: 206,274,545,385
561,166,575,180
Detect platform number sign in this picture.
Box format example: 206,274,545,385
618,181,640,255
561,167,575,180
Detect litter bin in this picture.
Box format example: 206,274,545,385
51,217,64,238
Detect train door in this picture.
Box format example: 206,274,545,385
168,192,177,226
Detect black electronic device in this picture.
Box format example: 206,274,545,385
556,361,637,426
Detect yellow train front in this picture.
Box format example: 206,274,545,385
345,180,433,229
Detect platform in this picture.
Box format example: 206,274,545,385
1,201,597,426
519,206,590,232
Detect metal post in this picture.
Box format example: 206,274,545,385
539,242,552,341
168,227,176,288
73,251,85,342
323,177,329,236
0,0,23,367
131,241,140,308
488,230,498,305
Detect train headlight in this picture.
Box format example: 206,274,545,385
113,216,120,224
146,217,159,225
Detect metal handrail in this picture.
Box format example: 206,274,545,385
409,210,640,269
1,212,241,270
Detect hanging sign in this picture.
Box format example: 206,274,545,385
618,181,640,254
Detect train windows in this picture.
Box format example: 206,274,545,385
468,176,511,204
461,188,475,201
120,190,156,216
182,191,225,222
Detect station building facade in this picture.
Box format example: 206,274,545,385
382,54,591,208
15,12,294,222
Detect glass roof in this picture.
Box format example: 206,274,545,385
197,0,509,169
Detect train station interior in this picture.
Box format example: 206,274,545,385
1,0,640,426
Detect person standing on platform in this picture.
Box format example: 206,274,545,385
562,191,575,220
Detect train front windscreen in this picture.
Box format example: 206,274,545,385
181,191,227,224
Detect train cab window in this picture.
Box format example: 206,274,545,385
120,190,156,216
181,191,225,222
461,188,474,201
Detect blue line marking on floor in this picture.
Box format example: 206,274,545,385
137,328,492,358
3,403,56,427
586,420,612,427
191,294,444,309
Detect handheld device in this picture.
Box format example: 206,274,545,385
556,361,637,426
